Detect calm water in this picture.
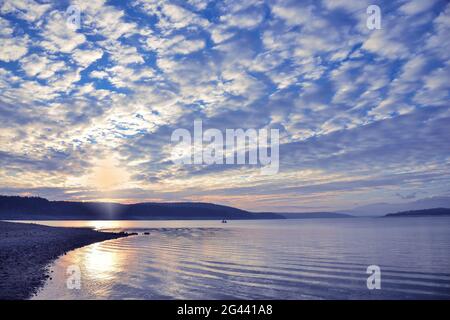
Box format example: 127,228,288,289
31,218,450,299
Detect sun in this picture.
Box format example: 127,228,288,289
88,158,130,191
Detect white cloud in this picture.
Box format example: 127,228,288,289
423,67,449,91
105,41,144,65
0,67,22,92
399,55,429,80
11,79,59,102
72,48,104,68
361,29,409,59
145,34,206,55
20,54,67,79
90,65,156,88
425,4,450,60
219,0,263,14
411,64,449,107
271,2,319,27
0,0,51,22
135,1,209,33
160,3,209,30
168,38,205,55
220,8,265,29
90,70,109,79
0,37,29,62
40,11,86,53
47,68,82,92
0,17,14,36
186,0,210,11
210,25,235,44
72,0,138,40
1,0,449,208
399,0,439,16
321,0,370,12
369,97,415,120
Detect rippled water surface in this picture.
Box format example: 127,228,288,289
32,218,450,299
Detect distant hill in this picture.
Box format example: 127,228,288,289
347,196,450,216
274,212,353,219
384,208,450,217
0,195,283,220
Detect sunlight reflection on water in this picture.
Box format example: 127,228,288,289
31,218,450,300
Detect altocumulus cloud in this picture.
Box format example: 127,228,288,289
0,0,449,212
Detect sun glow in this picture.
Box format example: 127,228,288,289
88,158,130,191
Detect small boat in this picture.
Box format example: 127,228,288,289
221,219,227,223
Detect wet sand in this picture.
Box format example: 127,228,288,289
0,221,129,300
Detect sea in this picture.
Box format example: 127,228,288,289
30,217,450,299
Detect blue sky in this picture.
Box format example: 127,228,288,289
0,0,449,212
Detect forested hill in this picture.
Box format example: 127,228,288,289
0,195,284,220
384,208,450,217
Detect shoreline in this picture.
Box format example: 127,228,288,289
0,221,130,300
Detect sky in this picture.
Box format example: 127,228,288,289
0,0,449,212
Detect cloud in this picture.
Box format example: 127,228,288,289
0,0,51,22
73,0,138,40
40,11,86,53
0,16,13,36
0,36,29,62
20,54,67,79
361,28,410,59
210,25,235,44
425,4,450,59
271,1,319,27
321,0,371,12
169,38,206,55
0,0,449,211
413,65,450,106
145,34,206,55
135,1,209,32
104,41,144,65
91,65,156,88
399,0,440,15
72,48,104,68
0,17,29,62
220,7,265,29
